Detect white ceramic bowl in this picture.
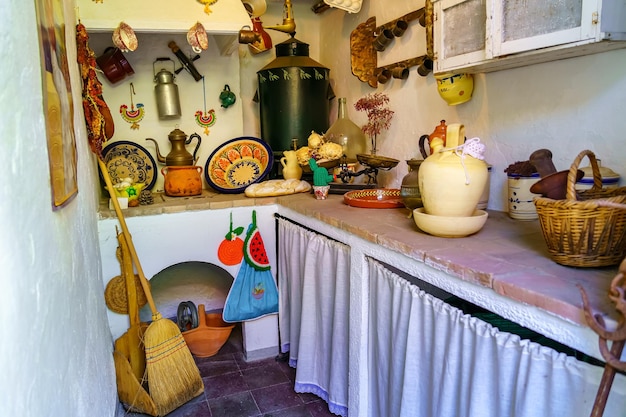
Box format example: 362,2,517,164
413,208,488,238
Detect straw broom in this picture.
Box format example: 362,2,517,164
98,158,204,415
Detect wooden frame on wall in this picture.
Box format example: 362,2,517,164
35,0,78,209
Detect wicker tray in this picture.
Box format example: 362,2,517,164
534,150,626,267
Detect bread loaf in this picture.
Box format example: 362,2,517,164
245,179,311,197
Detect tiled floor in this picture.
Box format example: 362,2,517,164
125,325,338,417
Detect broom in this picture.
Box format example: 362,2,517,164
99,158,205,415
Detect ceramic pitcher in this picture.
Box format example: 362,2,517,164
418,123,488,217
280,150,302,180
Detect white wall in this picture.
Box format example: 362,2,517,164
240,0,626,213
0,1,117,416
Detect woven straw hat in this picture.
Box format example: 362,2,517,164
104,274,149,314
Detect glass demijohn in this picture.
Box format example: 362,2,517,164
326,97,367,161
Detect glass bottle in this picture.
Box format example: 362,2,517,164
325,97,367,162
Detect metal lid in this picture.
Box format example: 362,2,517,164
275,36,309,57
155,69,175,83
258,36,328,71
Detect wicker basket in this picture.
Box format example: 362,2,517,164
534,150,626,267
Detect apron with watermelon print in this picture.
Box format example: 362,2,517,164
223,210,279,322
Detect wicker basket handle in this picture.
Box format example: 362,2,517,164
566,149,602,201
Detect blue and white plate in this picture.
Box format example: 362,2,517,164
100,140,157,190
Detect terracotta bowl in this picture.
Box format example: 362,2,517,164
182,305,234,358
413,208,488,238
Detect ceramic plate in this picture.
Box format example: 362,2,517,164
205,137,273,193
100,140,157,190
343,189,404,209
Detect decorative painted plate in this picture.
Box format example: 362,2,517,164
100,140,157,190
343,189,404,209
204,137,273,193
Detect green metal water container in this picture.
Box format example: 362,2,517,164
256,36,335,153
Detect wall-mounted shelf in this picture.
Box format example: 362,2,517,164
350,2,434,88
75,0,250,56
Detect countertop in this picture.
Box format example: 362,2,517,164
99,190,621,328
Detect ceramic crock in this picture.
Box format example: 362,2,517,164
418,123,488,217
507,173,541,220
575,160,621,190
162,166,203,197
434,73,474,106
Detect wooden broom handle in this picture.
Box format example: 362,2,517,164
98,158,158,316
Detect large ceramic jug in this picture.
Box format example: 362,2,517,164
280,150,302,180
418,123,488,217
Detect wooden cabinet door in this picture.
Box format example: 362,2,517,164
491,0,599,56
433,0,490,72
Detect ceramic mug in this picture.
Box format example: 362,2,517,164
417,58,433,76
112,22,138,52
377,68,391,84
242,0,267,17
239,25,260,44
373,29,394,52
187,22,209,54
391,66,409,80
392,20,408,37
